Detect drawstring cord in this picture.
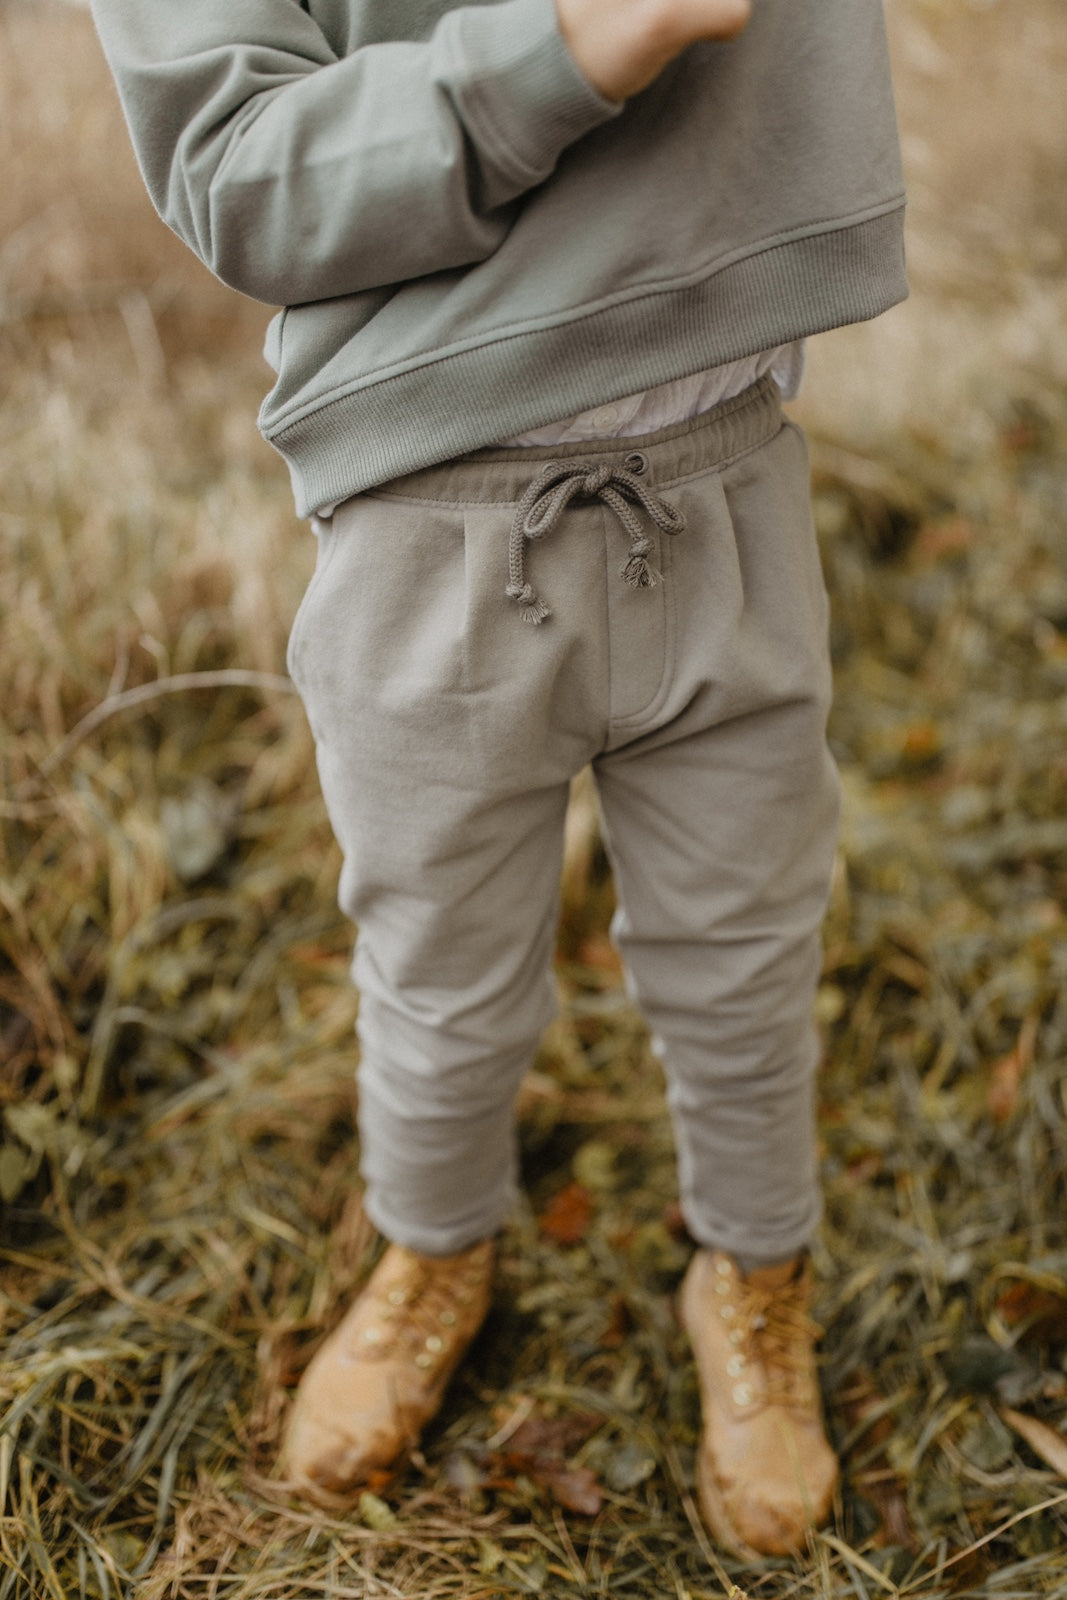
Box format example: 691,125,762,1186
505,457,686,624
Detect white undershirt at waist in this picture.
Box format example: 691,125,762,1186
498,341,804,447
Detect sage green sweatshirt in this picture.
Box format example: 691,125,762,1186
90,0,906,515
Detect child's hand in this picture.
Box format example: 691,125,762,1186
556,0,751,101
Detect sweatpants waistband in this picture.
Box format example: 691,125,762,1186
370,373,783,505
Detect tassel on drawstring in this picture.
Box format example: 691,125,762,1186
621,536,658,589
505,581,551,625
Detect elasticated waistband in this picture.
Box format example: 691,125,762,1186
371,373,783,505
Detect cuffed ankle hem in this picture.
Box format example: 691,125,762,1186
682,1203,822,1271
362,1190,509,1258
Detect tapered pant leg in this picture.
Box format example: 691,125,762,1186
286,482,606,1254
594,416,839,1262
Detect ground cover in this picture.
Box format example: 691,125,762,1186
2,2,1067,1596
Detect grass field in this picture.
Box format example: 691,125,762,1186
3,2,1067,1596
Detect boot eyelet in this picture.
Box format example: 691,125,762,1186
727,1355,745,1376
732,1383,754,1407
414,1353,433,1369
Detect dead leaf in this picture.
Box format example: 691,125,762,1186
506,1414,600,1459
993,1278,1067,1345
538,1180,592,1245
536,1464,603,1515
842,1152,883,1188
914,515,975,565
987,1014,1039,1122
496,1411,604,1515
599,1293,630,1349
1000,1407,1067,1478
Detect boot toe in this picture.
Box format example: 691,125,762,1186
282,1403,400,1494
699,1437,837,1557
276,1239,494,1504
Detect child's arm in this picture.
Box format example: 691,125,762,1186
88,0,620,307
557,0,751,101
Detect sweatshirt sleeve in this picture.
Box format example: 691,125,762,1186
89,0,619,306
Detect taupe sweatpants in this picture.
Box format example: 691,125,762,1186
287,376,839,1263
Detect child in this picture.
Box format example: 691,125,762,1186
89,0,906,1558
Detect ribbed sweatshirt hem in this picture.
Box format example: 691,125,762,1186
267,204,906,516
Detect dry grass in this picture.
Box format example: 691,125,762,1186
3,2,1067,1596
798,0,1067,452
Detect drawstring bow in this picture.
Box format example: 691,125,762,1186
506,457,685,624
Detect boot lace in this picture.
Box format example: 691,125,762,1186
732,1272,821,1411
348,1247,490,1371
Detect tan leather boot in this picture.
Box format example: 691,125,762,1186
280,1238,494,1504
678,1250,838,1557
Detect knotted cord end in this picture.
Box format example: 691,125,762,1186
621,547,659,589
506,582,551,625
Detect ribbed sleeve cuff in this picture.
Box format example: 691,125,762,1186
437,0,620,193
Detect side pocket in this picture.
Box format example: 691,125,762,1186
286,513,342,693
